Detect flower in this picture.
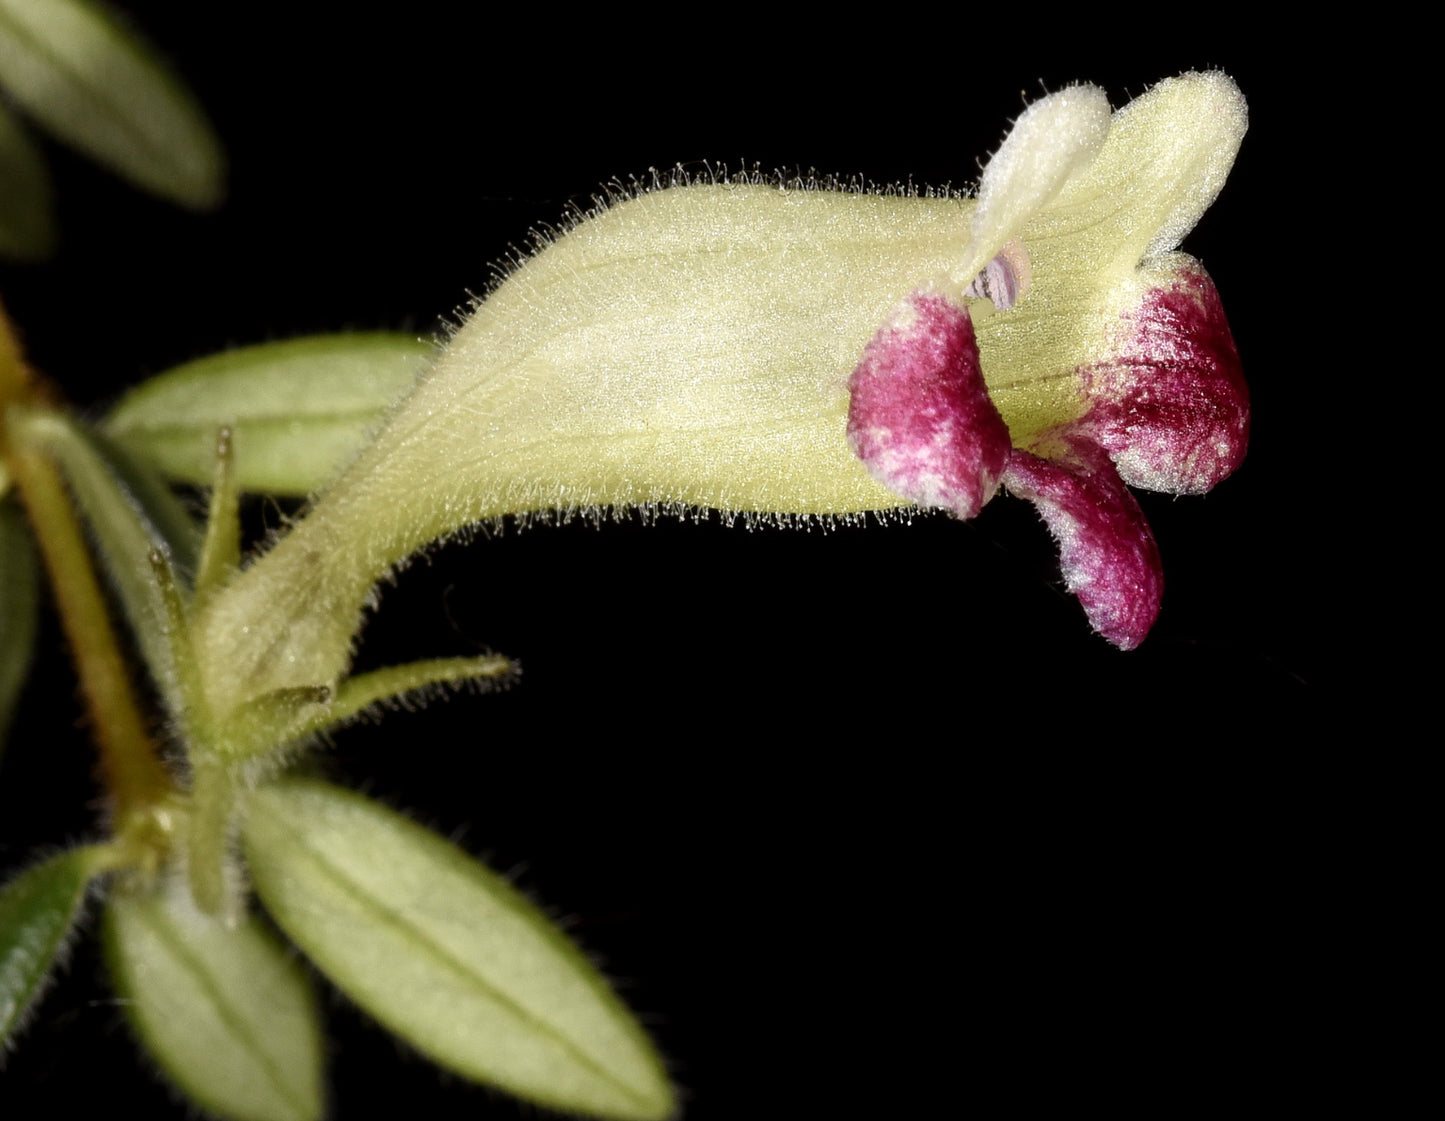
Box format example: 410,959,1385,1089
196,72,1248,719
847,72,1249,647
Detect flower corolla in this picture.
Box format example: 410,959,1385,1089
197,71,1248,718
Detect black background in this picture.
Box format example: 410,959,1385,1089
2,8,1344,1118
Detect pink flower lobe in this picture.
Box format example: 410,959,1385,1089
847,290,1012,520
1003,435,1163,650
1080,263,1248,495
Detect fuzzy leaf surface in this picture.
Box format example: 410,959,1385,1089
105,876,323,1121
0,847,95,1048
105,333,433,495
0,0,222,207
244,777,674,1121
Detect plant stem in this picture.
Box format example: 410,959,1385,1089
0,302,174,826
7,440,175,815
0,296,29,406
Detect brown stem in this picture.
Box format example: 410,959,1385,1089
0,296,30,406
7,442,175,816
1,300,173,822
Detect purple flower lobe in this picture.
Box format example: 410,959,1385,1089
1080,263,1248,495
847,290,1012,521
1003,434,1163,649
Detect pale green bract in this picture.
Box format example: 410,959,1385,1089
104,875,324,1121
243,778,676,1121
0,847,97,1047
105,334,434,495
0,0,223,208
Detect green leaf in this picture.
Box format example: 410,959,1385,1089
0,0,223,208
105,875,323,1121
244,778,675,1121
0,98,55,260
105,334,433,495
0,499,40,750
0,847,98,1048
